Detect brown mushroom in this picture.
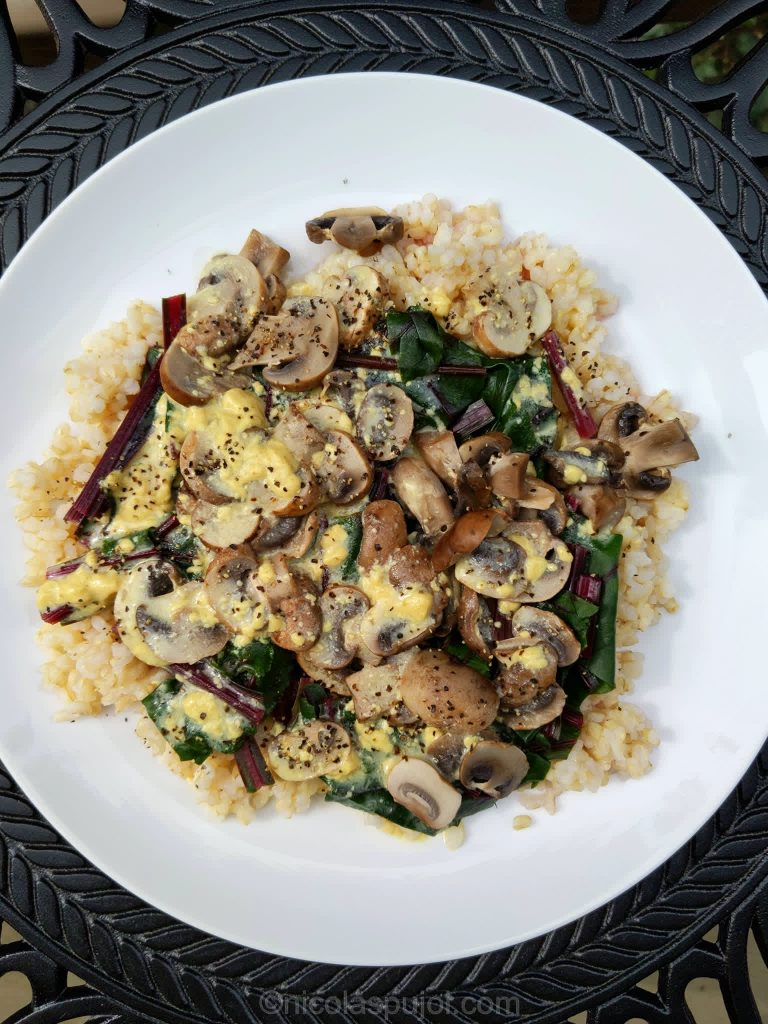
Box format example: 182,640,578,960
307,585,370,670
115,559,230,667
390,457,454,537
204,547,269,634
313,430,373,505
426,732,467,780
459,741,529,799
472,278,552,358
251,512,320,558
271,406,325,458
358,500,408,570
458,432,512,464
511,606,580,666
414,431,463,489
306,207,404,254
457,585,496,659
542,439,625,489
346,651,418,723
357,575,442,658
263,556,322,652
179,430,231,505
321,266,388,349
600,406,699,498
597,401,647,444
271,592,322,652
190,252,268,329
400,649,499,732
385,757,461,830
320,369,367,417
296,650,351,696
190,498,262,549
495,636,559,708
160,332,253,407
272,467,323,519
517,480,568,535
268,720,352,781
503,684,566,730
231,296,339,392
455,458,493,511
454,521,572,603
488,451,529,500
567,483,626,531
431,509,500,573
263,273,287,315
239,228,290,280
295,398,355,435
388,546,436,588
356,383,414,462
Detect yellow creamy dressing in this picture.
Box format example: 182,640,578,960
511,374,550,407
216,435,300,502
426,286,451,318
420,726,442,748
181,387,266,436
181,690,244,742
319,525,349,568
162,583,221,628
323,748,362,779
559,366,585,398
505,644,550,671
507,532,549,584
37,564,119,614
295,399,354,434
103,395,177,536
562,464,588,485
354,719,395,753
359,563,434,624
181,388,301,504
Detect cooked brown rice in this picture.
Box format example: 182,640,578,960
10,195,692,829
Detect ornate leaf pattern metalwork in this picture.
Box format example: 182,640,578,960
496,0,768,163
0,4,764,1023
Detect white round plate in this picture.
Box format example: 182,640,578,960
0,73,764,967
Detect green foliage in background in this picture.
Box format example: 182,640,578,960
643,16,768,132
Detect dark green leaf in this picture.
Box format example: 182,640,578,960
561,518,623,691
299,682,327,721
173,735,213,765
455,793,497,821
443,639,492,677
386,308,445,382
482,356,557,452
142,678,253,765
335,515,363,581
441,336,489,368
435,373,486,411
299,697,316,720
97,529,154,559
213,640,296,713
585,532,622,689
522,751,550,785
545,591,599,648
326,787,438,835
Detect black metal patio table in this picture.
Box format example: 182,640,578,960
0,2,766,1022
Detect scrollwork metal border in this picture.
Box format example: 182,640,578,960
0,4,766,1022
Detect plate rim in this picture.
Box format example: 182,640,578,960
0,2,765,1015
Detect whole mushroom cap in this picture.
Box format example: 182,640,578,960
400,649,499,732
385,756,461,830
